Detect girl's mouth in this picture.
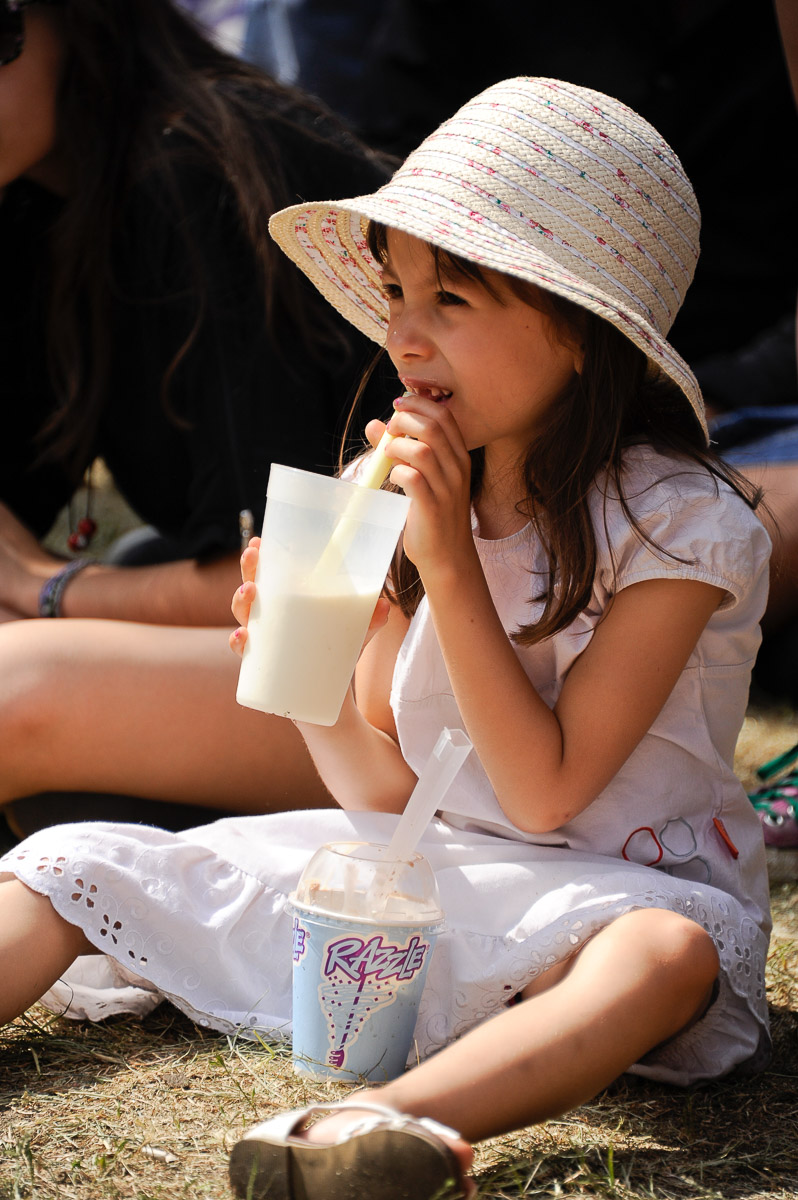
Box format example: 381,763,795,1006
402,383,453,403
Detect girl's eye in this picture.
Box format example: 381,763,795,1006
437,290,467,307
382,283,403,301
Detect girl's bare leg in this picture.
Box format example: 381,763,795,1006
305,909,719,1148
0,619,330,812
0,879,94,1025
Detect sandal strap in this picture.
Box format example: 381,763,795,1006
241,1105,319,1144
242,1100,461,1148
329,1103,460,1145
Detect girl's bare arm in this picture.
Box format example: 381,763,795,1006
423,563,723,831
382,394,725,833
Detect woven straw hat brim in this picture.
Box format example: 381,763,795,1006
270,197,706,440
268,77,707,443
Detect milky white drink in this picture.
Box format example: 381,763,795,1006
236,464,409,727
237,587,381,725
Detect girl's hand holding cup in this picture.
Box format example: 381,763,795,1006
229,536,260,657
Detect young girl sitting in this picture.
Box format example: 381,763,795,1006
0,77,772,1200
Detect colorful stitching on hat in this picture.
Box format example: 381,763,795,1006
413,149,680,321
294,214,385,329
516,81,698,224
437,106,697,265
339,211,383,291
446,122,693,293
320,211,385,312
381,180,661,327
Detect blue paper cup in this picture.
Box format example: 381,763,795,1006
287,841,444,1082
288,905,440,1081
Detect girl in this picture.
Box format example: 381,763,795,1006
0,78,772,1200
0,0,389,832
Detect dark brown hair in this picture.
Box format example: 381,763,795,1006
37,0,374,478
364,223,761,645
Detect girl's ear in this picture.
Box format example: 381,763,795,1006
559,329,584,376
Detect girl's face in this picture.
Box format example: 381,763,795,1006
381,230,581,466
0,4,66,192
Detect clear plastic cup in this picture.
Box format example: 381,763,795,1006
236,464,409,726
287,841,444,1082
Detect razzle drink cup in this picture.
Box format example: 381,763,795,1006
236,463,409,726
287,841,444,1082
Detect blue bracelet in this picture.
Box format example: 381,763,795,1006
38,558,96,618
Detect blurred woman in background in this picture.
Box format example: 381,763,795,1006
0,0,391,834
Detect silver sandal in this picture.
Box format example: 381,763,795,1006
228,1100,469,1199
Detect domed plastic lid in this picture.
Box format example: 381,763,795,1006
291,841,444,926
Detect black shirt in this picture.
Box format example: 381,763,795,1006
1,96,394,556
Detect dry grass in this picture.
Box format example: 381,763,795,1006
2,781,796,1200
3,471,794,1198
0,911,795,1200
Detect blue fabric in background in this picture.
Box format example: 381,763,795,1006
711,408,798,466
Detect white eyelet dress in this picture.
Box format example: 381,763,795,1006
0,447,773,1087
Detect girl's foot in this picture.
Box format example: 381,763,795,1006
304,1098,475,1190
228,1098,475,1199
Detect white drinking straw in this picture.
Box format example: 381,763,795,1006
385,728,473,863
356,428,398,491
391,720,472,864
311,416,406,579
367,728,472,919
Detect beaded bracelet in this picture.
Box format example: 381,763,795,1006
38,557,97,618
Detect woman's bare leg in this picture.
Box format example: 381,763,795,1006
0,619,330,812
304,909,719,1147
0,879,95,1024
744,462,798,632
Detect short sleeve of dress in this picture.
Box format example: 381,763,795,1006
593,447,771,611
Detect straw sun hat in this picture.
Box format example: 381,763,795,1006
269,76,707,442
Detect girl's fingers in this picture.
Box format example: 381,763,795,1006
233,537,260,623
231,579,256,626
379,397,473,570
229,626,248,657
361,394,469,500
387,398,469,479
392,391,465,450
364,418,389,451
239,536,261,585
384,417,469,503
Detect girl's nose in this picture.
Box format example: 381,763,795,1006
387,309,432,361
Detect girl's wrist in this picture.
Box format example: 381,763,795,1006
421,543,483,603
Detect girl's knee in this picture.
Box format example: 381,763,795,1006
620,907,719,989
584,909,720,1040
